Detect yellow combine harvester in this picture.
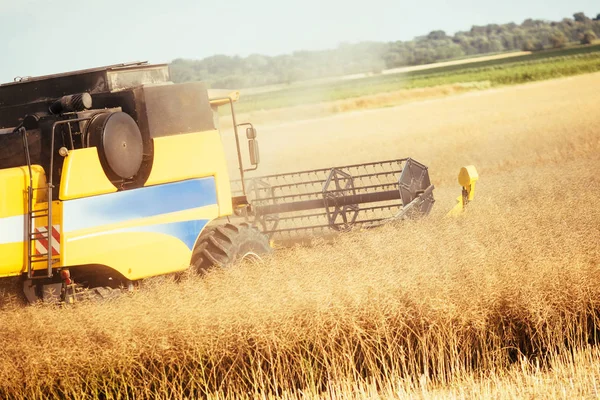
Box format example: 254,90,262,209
0,62,477,303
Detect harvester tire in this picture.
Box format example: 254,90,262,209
191,223,271,272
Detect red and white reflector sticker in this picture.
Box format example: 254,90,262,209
34,225,61,256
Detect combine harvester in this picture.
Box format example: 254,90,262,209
0,62,478,303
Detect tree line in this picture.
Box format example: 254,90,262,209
170,12,600,89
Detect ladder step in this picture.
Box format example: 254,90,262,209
30,232,49,238
31,213,49,219
28,275,53,280
29,255,58,261
31,208,49,213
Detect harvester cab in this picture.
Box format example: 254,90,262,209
0,61,477,304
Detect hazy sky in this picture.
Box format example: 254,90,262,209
0,0,597,83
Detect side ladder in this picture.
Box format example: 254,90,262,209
21,127,55,279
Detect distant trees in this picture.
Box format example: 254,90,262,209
550,31,568,48
573,12,588,23
427,30,447,40
170,11,600,88
521,40,535,51
581,30,598,44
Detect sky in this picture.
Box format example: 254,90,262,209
0,0,597,84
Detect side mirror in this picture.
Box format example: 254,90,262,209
237,123,260,170
248,139,260,166
246,126,257,139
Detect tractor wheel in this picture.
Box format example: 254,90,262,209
191,223,271,272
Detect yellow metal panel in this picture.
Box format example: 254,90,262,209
0,165,46,217
63,204,219,279
208,90,240,106
447,165,479,217
0,243,24,277
59,148,116,200
457,165,479,187
146,130,233,217
447,195,465,217
458,165,479,201
65,231,191,280
0,165,50,277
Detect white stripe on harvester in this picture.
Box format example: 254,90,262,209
0,215,25,244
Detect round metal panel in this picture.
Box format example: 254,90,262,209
88,112,143,180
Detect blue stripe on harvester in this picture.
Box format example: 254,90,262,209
117,219,210,250
63,177,217,233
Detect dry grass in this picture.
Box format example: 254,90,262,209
1,73,599,399
297,347,600,399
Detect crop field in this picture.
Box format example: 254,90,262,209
235,44,600,114
1,72,600,399
241,51,532,96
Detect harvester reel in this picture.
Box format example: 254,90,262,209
246,177,281,235
235,158,435,242
398,158,435,216
247,177,275,201
254,214,280,237
323,168,359,231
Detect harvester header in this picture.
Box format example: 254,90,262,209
232,158,435,241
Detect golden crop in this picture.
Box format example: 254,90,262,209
1,73,599,399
